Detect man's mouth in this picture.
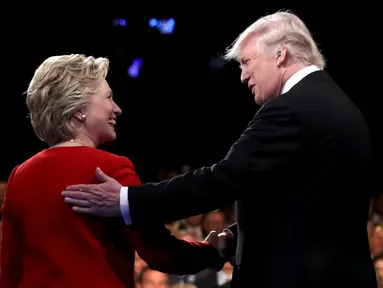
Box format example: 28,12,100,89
249,85,255,95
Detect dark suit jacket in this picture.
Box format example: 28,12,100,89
128,71,376,288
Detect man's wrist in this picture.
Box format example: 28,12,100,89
220,229,236,265
119,186,132,225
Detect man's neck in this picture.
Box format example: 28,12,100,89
282,63,310,84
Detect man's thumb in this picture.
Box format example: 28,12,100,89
96,167,114,183
204,230,217,243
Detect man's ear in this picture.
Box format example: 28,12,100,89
276,45,287,67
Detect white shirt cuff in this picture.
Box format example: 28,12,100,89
119,186,132,225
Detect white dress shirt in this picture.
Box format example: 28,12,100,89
120,186,131,225
280,65,319,94
119,65,320,225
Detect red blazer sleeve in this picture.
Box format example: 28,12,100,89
111,157,224,275
0,167,23,288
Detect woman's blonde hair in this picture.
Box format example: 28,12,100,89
26,54,109,146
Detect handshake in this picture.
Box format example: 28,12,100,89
204,229,235,263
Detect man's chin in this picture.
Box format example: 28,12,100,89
254,94,264,105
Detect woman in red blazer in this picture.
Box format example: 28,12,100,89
0,54,223,288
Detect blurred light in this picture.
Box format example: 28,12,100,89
127,58,143,78
113,18,126,27
181,165,190,173
159,18,175,34
148,18,175,34
149,18,158,27
209,56,226,69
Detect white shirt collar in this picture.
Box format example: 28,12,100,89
280,65,320,95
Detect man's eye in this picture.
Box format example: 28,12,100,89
242,59,250,66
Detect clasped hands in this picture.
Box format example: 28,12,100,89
204,229,234,260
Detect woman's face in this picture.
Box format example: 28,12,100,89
82,79,122,146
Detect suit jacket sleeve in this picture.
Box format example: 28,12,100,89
0,167,22,288
112,157,224,274
127,99,302,225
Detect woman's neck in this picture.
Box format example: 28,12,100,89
51,136,96,148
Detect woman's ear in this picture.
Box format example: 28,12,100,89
74,111,86,122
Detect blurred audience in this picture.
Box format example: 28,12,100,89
374,254,383,287
201,210,226,238
178,215,204,241
0,182,5,205
0,181,5,237
136,266,169,288
194,261,233,288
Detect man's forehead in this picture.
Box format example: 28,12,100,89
239,36,258,59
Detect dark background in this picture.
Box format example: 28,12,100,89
3,3,382,184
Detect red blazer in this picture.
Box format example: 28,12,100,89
0,147,222,288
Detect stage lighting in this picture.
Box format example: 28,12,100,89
209,55,226,69
113,18,126,27
148,18,175,34
127,58,143,78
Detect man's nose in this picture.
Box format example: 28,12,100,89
240,70,249,83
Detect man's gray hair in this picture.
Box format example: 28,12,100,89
224,11,325,69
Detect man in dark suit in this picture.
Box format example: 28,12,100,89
62,11,376,288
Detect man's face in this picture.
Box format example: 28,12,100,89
203,211,225,233
370,226,383,256
239,36,285,105
376,259,383,280
139,270,169,288
0,182,6,207
134,252,147,278
186,214,203,226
